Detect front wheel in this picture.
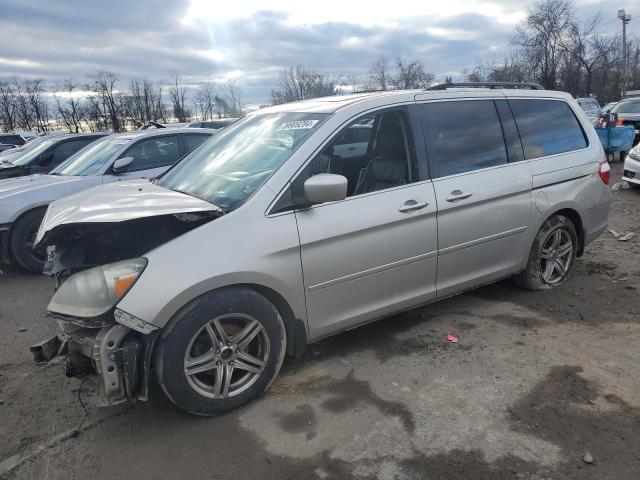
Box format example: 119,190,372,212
10,208,46,273
155,287,286,415
514,215,577,290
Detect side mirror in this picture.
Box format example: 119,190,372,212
303,174,348,205
112,156,133,173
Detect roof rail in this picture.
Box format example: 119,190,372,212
426,82,545,91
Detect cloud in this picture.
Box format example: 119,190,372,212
0,0,634,105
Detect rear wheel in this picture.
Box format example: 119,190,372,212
155,287,286,416
514,215,577,290
10,208,46,273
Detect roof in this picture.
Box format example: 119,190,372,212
254,88,573,115
108,128,219,142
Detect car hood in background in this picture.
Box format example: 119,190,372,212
36,179,221,245
0,174,95,200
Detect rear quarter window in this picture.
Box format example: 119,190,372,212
509,99,588,159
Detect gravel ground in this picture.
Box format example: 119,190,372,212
0,162,639,480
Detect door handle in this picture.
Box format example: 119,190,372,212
398,200,429,213
445,190,473,202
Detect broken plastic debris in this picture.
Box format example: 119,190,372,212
583,451,595,464
447,334,460,343
608,230,636,241
611,181,629,191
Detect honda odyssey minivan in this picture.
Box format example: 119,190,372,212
33,85,611,415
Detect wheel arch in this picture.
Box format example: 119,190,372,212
159,283,307,359
550,207,585,256
8,205,48,257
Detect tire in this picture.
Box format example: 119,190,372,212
514,215,578,291
606,151,615,163
155,286,287,416
10,208,46,273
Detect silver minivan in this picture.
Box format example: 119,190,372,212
33,86,611,415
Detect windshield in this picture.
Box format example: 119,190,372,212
0,136,49,160
52,137,128,176
578,100,600,116
11,138,57,166
612,100,640,114
157,112,329,210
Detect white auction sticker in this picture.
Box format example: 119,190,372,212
277,120,319,131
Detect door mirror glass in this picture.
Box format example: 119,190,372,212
303,174,348,205
112,156,133,173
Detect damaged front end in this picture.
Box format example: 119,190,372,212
31,180,222,406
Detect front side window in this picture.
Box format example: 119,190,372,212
183,134,210,151
509,99,588,159
122,135,181,172
52,138,130,176
46,138,96,166
420,100,508,177
11,138,57,166
157,112,329,211
292,108,416,202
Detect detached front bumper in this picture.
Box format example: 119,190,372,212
32,315,158,407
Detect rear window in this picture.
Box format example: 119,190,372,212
509,99,588,159
419,100,508,177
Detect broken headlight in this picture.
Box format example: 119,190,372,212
47,258,147,318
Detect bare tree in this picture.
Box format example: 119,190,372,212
128,78,165,127
366,56,390,91
513,0,573,89
0,80,17,132
168,72,191,122
88,70,124,132
54,79,85,132
195,82,217,120
271,66,336,105
391,57,435,89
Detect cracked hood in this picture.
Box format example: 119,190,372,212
36,179,221,245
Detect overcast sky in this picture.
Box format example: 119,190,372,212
0,0,637,105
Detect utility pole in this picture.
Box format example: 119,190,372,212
618,9,632,99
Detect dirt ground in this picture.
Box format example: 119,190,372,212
0,162,639,480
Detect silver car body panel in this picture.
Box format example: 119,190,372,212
44,89,610,345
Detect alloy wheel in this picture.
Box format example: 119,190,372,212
540,228,573,284
183,313,270,399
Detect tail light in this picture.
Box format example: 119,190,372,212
598,160,610,185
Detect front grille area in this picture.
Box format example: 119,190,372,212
624,170,636,179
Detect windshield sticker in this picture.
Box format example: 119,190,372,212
277,120,319,131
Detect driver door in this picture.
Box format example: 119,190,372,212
293,107,438,339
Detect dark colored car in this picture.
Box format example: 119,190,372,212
0,133,27,153
611,99,640,146
0,133,108,180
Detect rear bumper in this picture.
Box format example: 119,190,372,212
623,156,640,186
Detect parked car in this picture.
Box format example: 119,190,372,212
0,133,27,153
576,97,601,126
0,133,108,180
602,102,618,114
622,143,640,189
611,98,640,146
187,118,238,129
32,87,611,415
0,128,216,272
